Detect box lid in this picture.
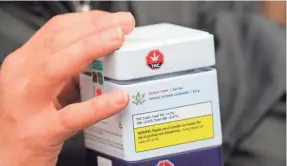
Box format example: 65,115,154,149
99,23,215,80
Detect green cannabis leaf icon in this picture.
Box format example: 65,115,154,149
132,92,146,105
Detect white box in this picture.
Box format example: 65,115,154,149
80,23,223,165
103,23,215,80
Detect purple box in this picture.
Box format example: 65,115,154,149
86,146,223,166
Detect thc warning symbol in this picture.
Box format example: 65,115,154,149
146,49,164,70
95,88,103,96
157,160,174,166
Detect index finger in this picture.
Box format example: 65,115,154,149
42,26,125,82
43,10,110,32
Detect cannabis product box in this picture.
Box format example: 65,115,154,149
80,23,223,166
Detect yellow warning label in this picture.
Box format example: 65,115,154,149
134,115,214,152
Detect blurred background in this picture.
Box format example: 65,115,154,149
0,1,286,166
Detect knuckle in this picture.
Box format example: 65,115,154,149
90,15,99,28
81,37,101,62
43,36,56,53
45,13,72,34
46,14,66,32
48,15,62,26
90,14,113,31
109,15,118,26
90,17,104,33
90,98,100,109
40,60,55,82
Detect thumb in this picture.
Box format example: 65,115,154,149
56,90,129,140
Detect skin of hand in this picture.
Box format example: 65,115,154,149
0,11,135,166
261,1,286,26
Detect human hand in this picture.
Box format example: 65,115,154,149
0,11,135,166
261,1,286,26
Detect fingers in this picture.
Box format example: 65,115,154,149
41,12,135,54
43,10,110,32
57,90,129,138
43,26,124,81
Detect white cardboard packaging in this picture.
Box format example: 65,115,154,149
80,23,223,166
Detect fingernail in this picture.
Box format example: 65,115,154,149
112,90,129,106
102,26,123,42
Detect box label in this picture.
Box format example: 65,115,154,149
84,114,124,157
89,59,104,97
133,102,214,152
